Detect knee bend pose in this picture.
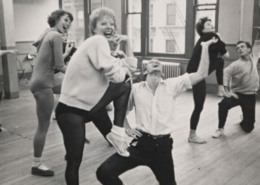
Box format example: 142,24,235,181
91,30,130,141
96,38,218,185
212,27,260,138
186,17,229,144
30,10,73,176
55,7,137,185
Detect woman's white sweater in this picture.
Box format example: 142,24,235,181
59,35,137,111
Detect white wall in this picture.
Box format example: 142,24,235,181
13,0,59,42
218,0,254,44
103,0,122,34
0,0,59,76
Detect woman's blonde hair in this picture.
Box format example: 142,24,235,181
89,7,117,35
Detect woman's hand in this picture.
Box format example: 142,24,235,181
111,50,126,58
64,42,73,56
110,34,129,44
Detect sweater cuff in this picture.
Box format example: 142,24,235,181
111,125,126,137
125,57,137,71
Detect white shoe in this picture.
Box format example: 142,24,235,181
31,162,54,176
212,128,224,138
106,132,129,157
188,135,207,144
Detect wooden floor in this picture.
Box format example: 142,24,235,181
1,80,260,185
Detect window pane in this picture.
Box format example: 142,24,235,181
128,14,141,52
197,5,216,10
62,0,85,47
91,0,103,12
167,4,176,25
149,0,186,54
197,0,217,4
128,0,141,13
166,40,176,53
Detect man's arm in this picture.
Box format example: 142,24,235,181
0,49,18,56
123,89,142,138
252,27,260,63
222,65,239,99
188,38,218,85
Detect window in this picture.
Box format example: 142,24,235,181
194,0,218,42
62,0,85,47
149,0,186,54
167,4,176,25
124,0,188,57
166,40,176,53
90,0,103,12
127,0,142,53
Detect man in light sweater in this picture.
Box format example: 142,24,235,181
96,38,218,185
213,27,260,138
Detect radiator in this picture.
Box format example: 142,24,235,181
142,60,181,79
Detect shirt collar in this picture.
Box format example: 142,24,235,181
142,79,165,91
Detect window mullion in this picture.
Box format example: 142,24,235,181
141,0,148,57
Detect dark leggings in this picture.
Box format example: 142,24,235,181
189,58,224,130
218,93,256,132
91,81,131,127
56,81,131,185
96,133,176,185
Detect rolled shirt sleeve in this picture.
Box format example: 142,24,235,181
165,73,192,97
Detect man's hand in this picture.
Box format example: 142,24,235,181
201,37,218,47
126,128,142,139
224,90,238,99
8,49,19,55
218,85,229,97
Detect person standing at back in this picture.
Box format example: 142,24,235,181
186,17,229,144
30,9,73,176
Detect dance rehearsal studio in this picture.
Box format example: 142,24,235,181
1,0,260,185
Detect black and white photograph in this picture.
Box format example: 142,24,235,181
0,0,260,184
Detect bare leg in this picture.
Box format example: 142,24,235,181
31,88,54,176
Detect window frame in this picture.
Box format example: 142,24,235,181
122,0,220,60
122,0,195,59
194,0,219,35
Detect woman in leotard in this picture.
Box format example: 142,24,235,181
30,9,73,176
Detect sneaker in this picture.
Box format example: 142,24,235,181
212,128,224,138
188,136,207,144
31,162,54,176
106,132,129,157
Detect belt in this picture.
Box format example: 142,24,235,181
139,130,170,140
